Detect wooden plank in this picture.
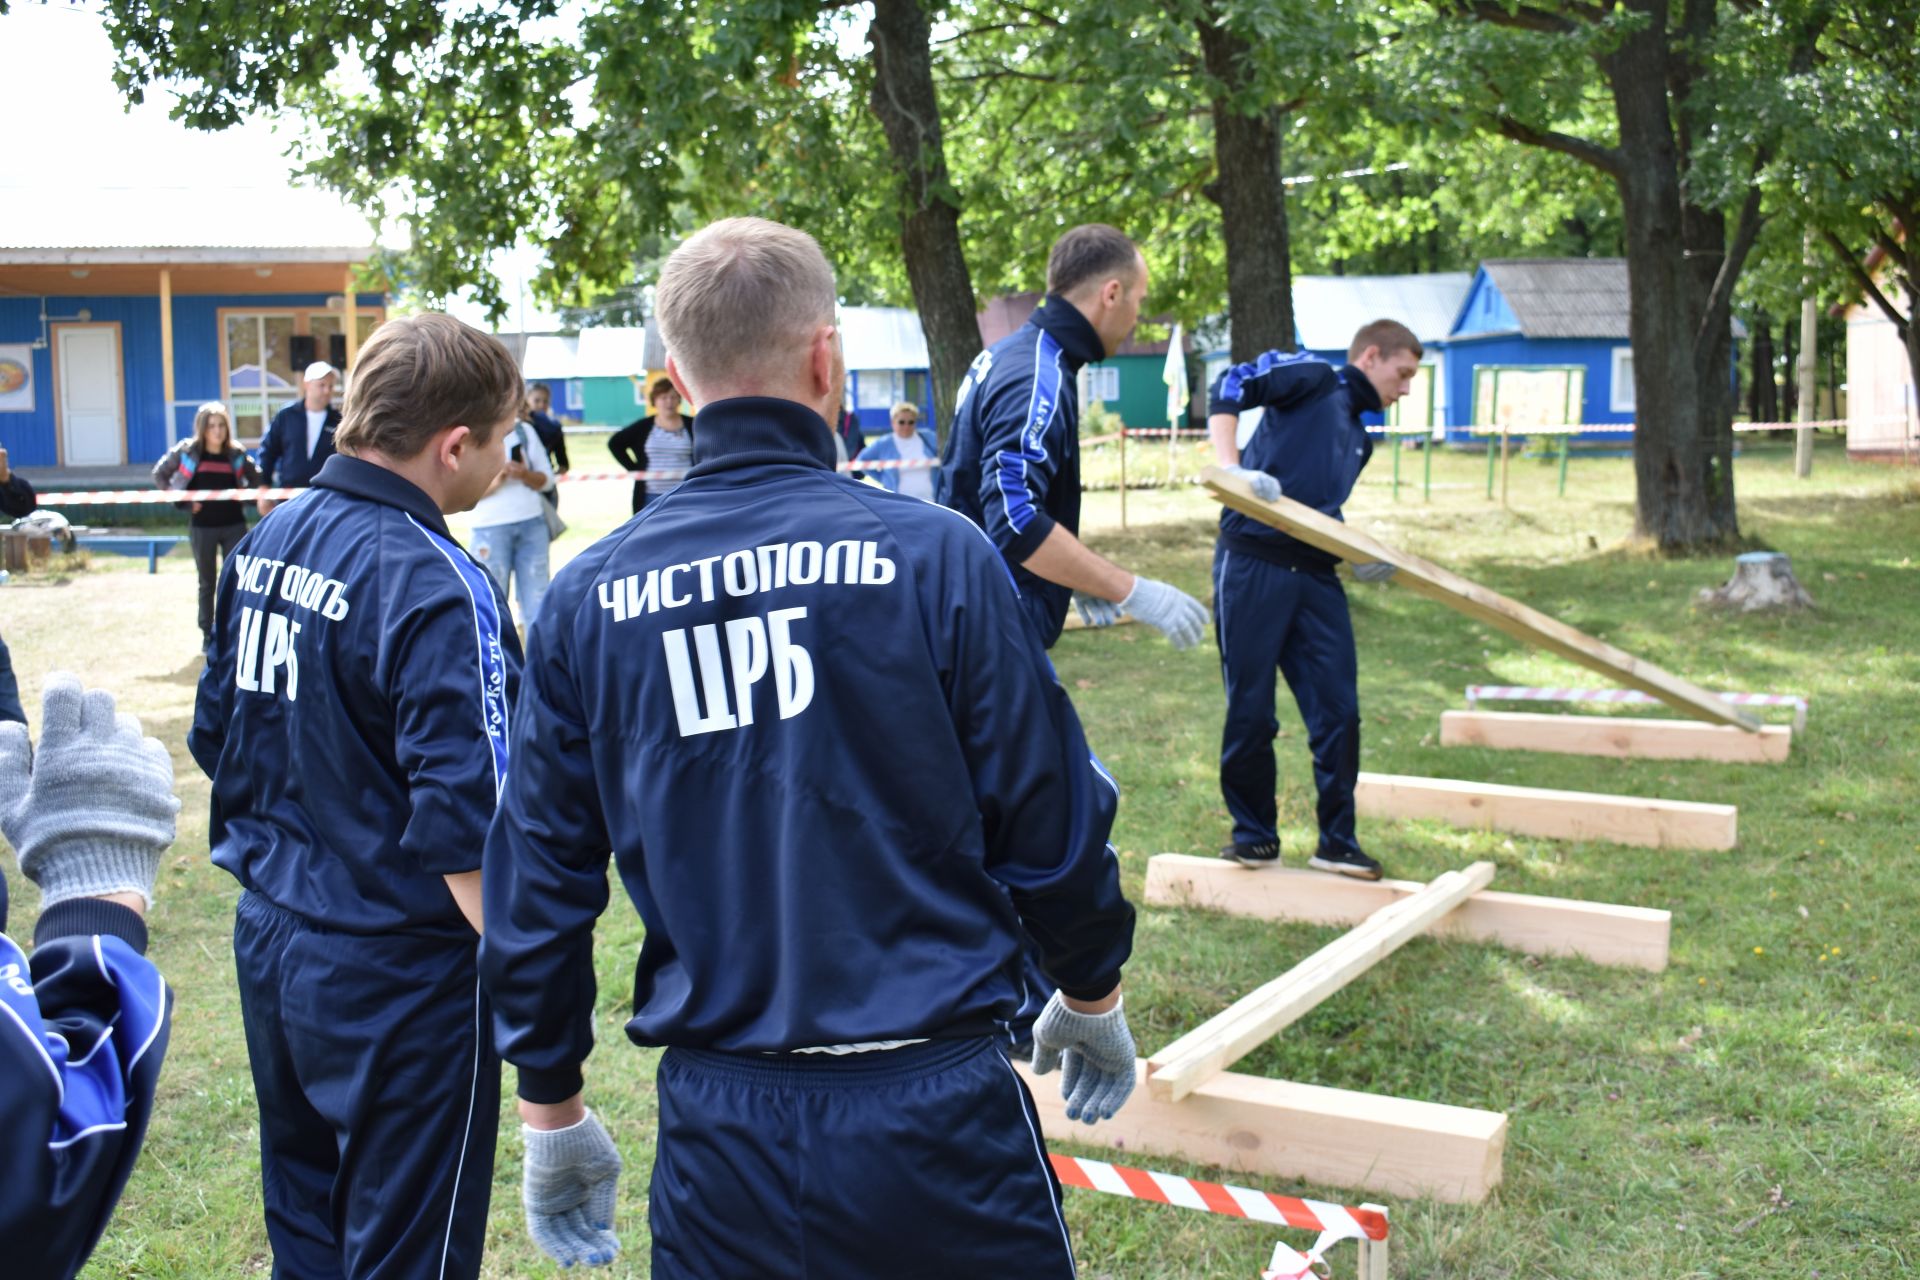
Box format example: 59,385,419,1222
1015,1059,1506,1205
1203,466,1760,731
1144,854,1671,971
1356,1212,1390,1280
1147,863,1496,1101
1440,709,1791,763
1058,610,1136,633
1355,771,1737,851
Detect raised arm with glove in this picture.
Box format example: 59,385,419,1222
0,674,179,1280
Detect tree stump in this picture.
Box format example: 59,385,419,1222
1696,552,1814,612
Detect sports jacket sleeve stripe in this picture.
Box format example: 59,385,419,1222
394,516,515,870
982,330,1065,563
0,925,172,1280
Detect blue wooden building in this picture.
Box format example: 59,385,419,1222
1440,259,1639,445
0,191,382,471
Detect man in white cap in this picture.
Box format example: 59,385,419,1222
256,361,341,513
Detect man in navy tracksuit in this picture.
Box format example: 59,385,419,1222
1,677,179,1280
189,314,525,1279
255,362,342,514
939,224,1207,653
1206,320,1424,880
480,218,1139,1278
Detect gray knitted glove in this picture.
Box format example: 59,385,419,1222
1119,576,1209,651
1072,592,1120,628
522,1109,622,1268
1351,561,1397,583
0,674,178,911
1221,463,1281,502
1031,991,1137,1124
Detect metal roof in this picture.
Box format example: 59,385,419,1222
521,335,580,380
0,185,377,257
839,306,929,370
1292,273,1474,350
1477,259,1630,340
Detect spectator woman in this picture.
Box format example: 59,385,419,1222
152,401,259,648
608,378,695,516
855,401,939,499
467,412,555,630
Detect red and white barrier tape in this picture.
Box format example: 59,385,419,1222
1048,1153,1386,1280
1465,684,1807,730
31,458,940,507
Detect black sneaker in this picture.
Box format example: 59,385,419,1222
1220,840,1280,868
1307,848,1384,881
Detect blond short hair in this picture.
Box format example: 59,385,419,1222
891,401,919,420
656,217,837,393
335,313,523,458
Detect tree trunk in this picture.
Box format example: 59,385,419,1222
1196,10,1295,361
1603,4,1739,551
1748,311,1776,423
867,0,980,444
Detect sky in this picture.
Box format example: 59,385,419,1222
0,2,561,331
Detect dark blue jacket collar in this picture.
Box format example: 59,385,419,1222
1337,364,1383,416
310,454,453,538
1029,295,1106,370
688,397,837,476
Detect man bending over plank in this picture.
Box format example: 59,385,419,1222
1207,320,1422,880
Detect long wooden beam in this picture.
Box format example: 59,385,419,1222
1147,862,1496,1102
1202,466,1759,731
1015,1059,1507,1205
1356,772,1737,850
1144,855,1671,971
1440,709,1791,763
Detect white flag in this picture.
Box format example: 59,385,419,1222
1162,323,1188,429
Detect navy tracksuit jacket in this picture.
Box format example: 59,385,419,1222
1208,353,1379,854
256,403,341,489
190,455,521,1280
937,294,1104,649
0,878,171,1280
481,398,1132,1278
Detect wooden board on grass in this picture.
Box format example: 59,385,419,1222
1014,1059,1507,1205
1146,863,1497,1101
1355,771,1737,850
1440,709,1791,763
1202,466,1760,731
1144,854,1671,971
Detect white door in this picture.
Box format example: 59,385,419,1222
56,324,125,466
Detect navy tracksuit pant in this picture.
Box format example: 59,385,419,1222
651,1037,1075,1279
232,891,498,1280
1213,545,1364,856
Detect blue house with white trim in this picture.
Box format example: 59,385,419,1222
0,188,383,473
1440,259,1641,446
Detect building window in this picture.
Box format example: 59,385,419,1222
1083,365,1120,403
566,379,585,412
220,306,382,443
855,370,906,410
1609,347,1635,413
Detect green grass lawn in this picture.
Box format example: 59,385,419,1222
5,436,1917,1277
